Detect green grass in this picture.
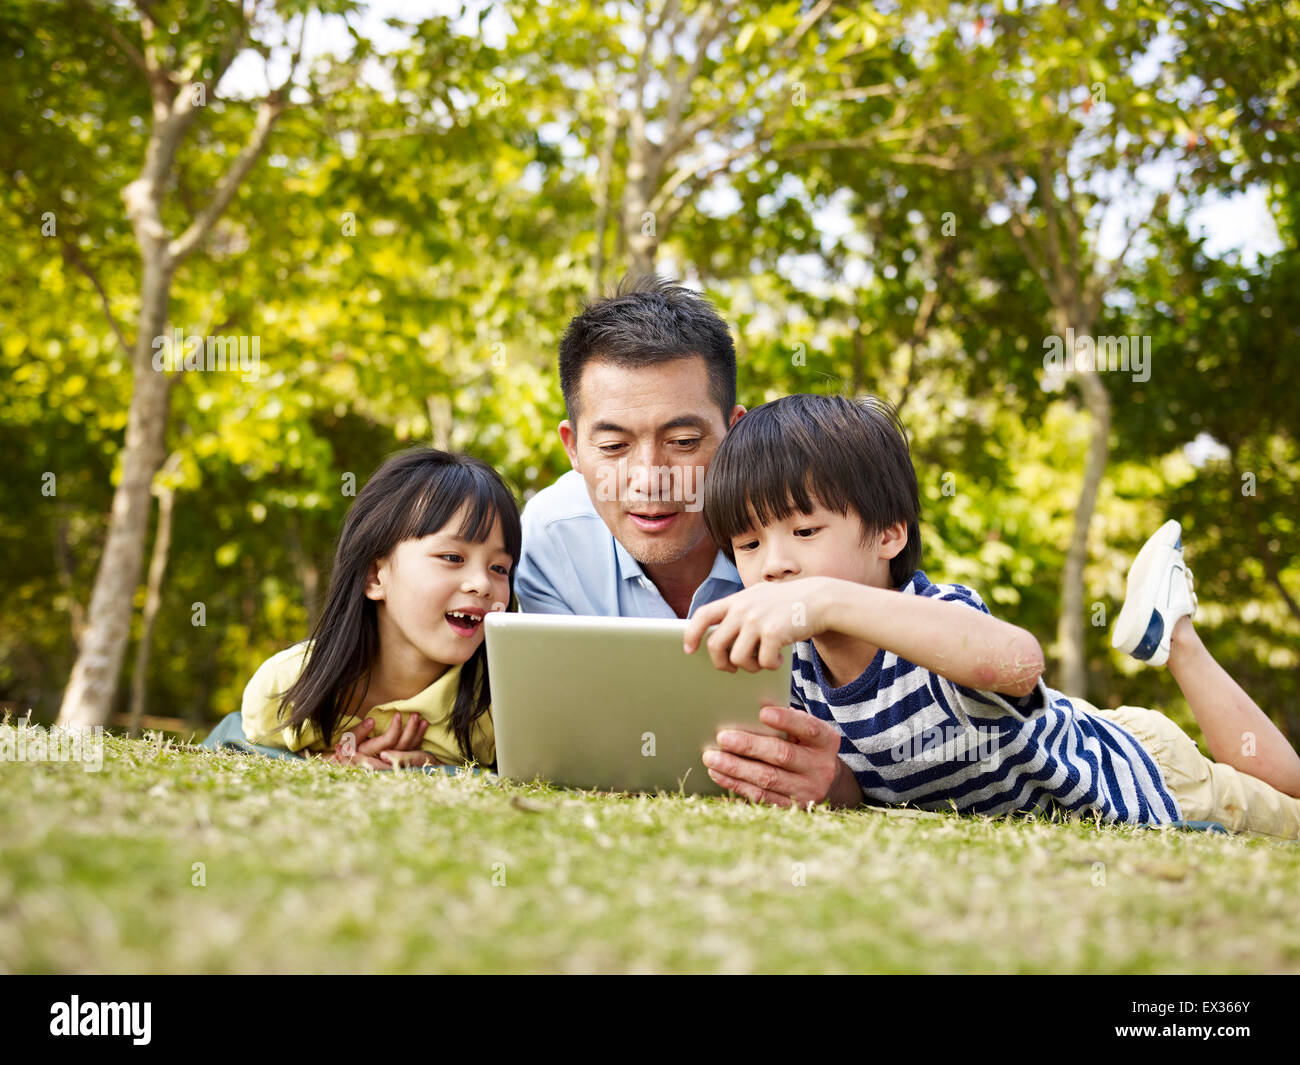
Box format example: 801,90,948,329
2,724,1298,974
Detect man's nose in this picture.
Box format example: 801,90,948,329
625,444,672,499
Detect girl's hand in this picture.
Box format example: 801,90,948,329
326,713,428,770
683,578,831,673
379,749,442,769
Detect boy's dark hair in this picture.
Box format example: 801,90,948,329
278,448,521,763
703,393,922,588
558,274,737,426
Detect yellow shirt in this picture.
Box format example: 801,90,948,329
240,641,495,766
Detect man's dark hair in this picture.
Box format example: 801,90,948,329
558,274,737,425
703,393,922,588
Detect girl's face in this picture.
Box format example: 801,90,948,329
365,502,514,673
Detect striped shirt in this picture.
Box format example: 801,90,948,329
791,571,1182,826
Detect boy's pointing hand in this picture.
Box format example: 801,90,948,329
683,578,830,673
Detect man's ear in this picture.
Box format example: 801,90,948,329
364,559,386,602
558,419,580,472
877,521,909,561
727,404,746,430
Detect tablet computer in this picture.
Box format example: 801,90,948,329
484,612,793,795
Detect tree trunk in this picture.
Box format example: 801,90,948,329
623,104,658,276
590,92,620,298
59,256,174,727
1055,313,1111,700
53,509,87,649
56,11,294,729
128,479,176,736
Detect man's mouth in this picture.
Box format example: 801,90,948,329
445,609,485,636
627,510,681,533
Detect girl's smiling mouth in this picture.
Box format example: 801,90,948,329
445,609,485,636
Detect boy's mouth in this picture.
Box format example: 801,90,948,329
445,609,484,637
628,510,680,533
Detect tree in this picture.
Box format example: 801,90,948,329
49,0,327,726
866,1,1233,697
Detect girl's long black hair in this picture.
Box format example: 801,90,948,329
277,448,522,762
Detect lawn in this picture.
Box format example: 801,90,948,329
2,722,1298,974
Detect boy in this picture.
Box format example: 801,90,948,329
682,393,1300,838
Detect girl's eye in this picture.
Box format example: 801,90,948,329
734,540,759,552
794,528,820,538
492,564,510,575
439,553,463,563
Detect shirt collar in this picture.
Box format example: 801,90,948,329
613,535,742,589
374,661,465,717
613,534,647,582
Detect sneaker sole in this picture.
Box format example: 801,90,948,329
1111,519,1182,657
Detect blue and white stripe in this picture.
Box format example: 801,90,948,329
790,571,1182,825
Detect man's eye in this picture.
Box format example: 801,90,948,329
597,444,626,455
671,438,701,449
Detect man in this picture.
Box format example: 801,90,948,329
515,275,746,619
515,275,856,808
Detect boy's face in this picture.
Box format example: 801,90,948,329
728,501,905,591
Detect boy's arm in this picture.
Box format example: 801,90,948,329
818,579,1044,698
684,577,1044,699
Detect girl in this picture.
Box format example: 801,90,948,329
239,447,521,769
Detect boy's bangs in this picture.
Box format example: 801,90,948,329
708,435,853,548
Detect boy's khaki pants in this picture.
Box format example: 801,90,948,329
1083,702,1300,840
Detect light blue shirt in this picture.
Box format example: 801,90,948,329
515,470,744,619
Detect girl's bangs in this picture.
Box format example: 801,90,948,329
404,464,519,557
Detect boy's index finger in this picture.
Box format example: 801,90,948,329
683,602,727,653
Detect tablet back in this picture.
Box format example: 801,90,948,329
484,612,793,795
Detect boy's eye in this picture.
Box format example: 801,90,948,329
492,564,510,575
794,527,820,538
734,539,759,552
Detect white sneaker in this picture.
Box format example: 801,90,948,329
1110,519,1198,668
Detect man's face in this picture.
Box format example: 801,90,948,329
560,356,743,568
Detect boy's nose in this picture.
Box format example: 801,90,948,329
761,554,798,581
